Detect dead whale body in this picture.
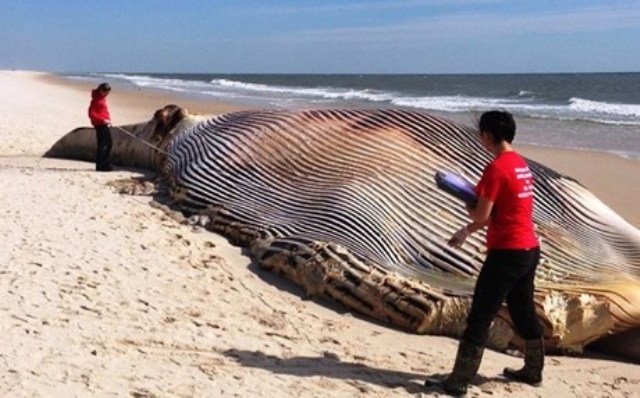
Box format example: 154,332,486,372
46,106,640,361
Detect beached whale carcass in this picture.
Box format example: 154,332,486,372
45,106,640,361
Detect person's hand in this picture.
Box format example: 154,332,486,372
447,226,470,248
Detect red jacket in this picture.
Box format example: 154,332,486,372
88,89,111,127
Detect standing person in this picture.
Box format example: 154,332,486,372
425,110,543,396
88,82,113,171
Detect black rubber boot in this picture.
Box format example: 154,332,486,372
503,337,544,386
424,340,484,396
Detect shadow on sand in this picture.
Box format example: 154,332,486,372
221,348,517,395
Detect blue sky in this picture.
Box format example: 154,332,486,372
1,0,639,74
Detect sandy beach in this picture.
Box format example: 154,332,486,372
0,70,638,397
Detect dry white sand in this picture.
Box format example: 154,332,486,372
0,70,638,397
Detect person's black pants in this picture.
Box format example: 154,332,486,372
95,124,113,171
461,247,542,347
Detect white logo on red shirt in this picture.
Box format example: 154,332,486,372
515,166,534,198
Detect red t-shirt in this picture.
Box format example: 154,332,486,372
475,151,538,250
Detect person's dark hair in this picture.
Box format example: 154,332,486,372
97,82,111,92
478,110,516,144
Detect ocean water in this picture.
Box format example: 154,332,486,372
67,72,640,159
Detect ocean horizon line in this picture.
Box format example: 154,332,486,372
68,70,640,76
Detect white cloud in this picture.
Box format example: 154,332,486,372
261,4,640,44
246,0,501,15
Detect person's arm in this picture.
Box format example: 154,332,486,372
447,197,493,248
89,112,110,126
447,219,489,248
466,196,493,224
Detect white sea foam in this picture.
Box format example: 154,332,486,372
209,79,395,102
84,73,640,127
104,73,211,90
569,97,640,117
207,79,639,125
391,95,529,112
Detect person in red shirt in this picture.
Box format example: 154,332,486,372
88,83,113,171
425,111,543,395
